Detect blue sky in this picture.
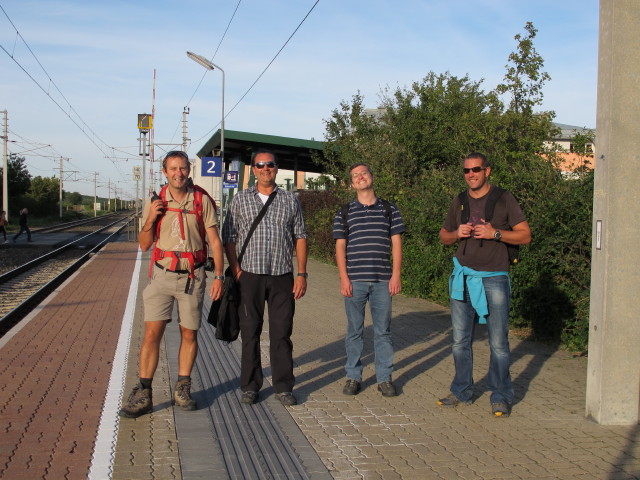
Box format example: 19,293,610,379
1,0,599,197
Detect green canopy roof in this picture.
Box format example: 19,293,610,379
196,129,327,173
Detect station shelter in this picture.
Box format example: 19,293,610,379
190,129,326,212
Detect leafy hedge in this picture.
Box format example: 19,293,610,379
299,163,593,352
301,23,594,351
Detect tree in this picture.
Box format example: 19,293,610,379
28,176,60,215
496,22,551,116
321,74,505,198
495,22,554,157
0,155,32,200
64,191,84,206
310,22,593,351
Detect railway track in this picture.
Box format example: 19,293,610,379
0,214,136,337
30,212,125,234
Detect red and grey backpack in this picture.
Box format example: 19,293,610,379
149,183,218,280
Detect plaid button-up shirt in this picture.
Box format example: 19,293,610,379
222,186,307,275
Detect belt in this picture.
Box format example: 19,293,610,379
154,261,205,274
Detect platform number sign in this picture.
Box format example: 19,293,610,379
201,157,222,177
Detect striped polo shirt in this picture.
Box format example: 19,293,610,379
333,198,405,282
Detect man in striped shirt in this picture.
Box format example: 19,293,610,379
333,163,405,397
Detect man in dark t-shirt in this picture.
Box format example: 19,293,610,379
438,153,531,417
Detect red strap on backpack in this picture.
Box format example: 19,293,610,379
148,184,217,280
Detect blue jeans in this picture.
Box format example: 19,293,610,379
450,275,513,405
344,281,393,383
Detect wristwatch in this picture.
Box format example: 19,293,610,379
493,230,502,241
213,275,225,281
297,273,308,278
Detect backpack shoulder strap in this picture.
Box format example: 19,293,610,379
458,191,469,224
192,188,206,242
484,186,506,223
340,203,350,237
380,199,392,219
379,198,393,236
154,185,169,237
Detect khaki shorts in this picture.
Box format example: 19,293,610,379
143,265,206,330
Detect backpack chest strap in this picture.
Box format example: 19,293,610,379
163,206,196,241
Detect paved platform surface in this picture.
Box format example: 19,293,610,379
0,240,638,479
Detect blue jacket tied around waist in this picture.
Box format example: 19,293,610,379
449,257,510,324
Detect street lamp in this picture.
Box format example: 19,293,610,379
186,51,225,213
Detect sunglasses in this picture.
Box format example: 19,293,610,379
254,161,276,169
164,150,189,161
463,166,486,174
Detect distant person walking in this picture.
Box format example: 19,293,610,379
12,208,32,243
0,210,8,243
333,163,405,398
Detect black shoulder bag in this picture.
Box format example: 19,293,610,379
208,190,277,341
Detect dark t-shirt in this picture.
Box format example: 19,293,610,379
443,186,526,271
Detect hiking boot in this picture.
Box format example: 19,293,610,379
173,379,197,411
377,381,397,397
275,392,298,406
241,391,258,405
342,379,361,396
119,384,152,418
491,402,511,417
437,393,471,408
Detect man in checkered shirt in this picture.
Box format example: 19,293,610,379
222,150,308,407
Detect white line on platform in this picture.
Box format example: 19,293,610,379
88,247,142,480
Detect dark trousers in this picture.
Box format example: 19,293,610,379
13,225,31,242
237,271,295,394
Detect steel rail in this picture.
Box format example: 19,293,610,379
0,215,133,284
30,212,124,233
0,216,135,336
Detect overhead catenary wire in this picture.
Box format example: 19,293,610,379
0,3,127,181
191,0,321,145
168,0,243,146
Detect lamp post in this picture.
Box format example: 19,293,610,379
186,51,225,212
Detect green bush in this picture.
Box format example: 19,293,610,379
303,23,594,351
301,165,593,352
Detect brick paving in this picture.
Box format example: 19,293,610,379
0,242,138,480
286,260,640,479
1,241,639,479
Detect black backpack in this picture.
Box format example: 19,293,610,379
340,199,393,240
458,186,520,265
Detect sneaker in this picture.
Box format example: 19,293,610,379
241,390,258,405
437,393,471,407
119,384,153,418
491,402,511,417
173,378,197,410
377,381,397,397
275,392,297,406
342,379,361,396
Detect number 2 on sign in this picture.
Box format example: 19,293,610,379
207,160,216,174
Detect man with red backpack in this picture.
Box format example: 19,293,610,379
119,150,225,418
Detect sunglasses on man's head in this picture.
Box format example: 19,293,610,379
463,166,486,174
164,150,189,161
254,161,276,169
